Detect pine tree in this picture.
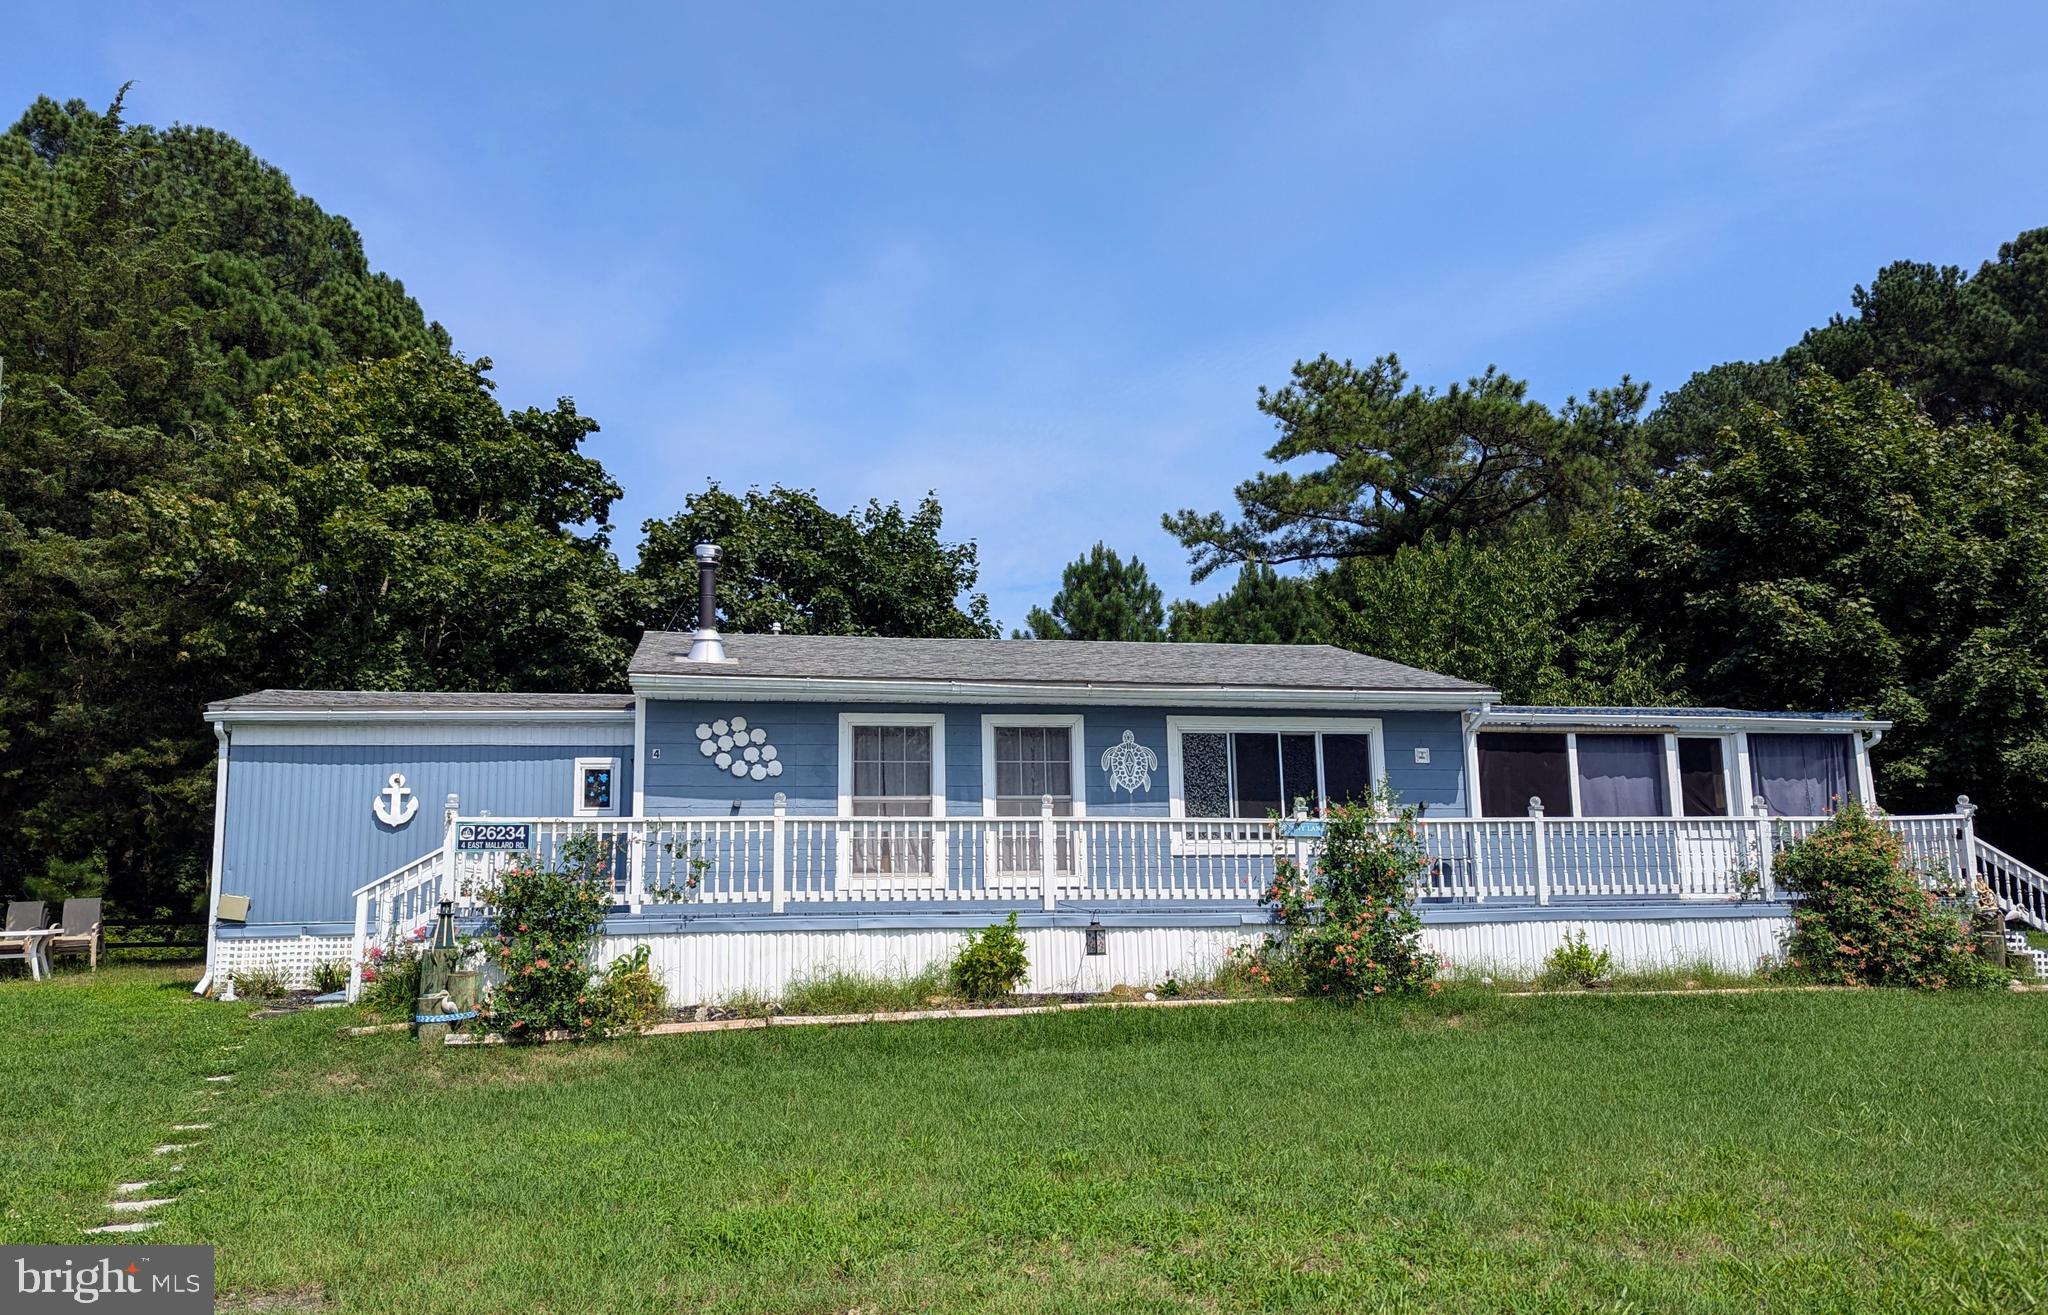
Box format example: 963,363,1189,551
1020,542,1164,641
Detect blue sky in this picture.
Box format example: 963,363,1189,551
8,2,2047,629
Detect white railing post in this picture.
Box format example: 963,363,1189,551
772,793,788,913
440,794,460,904
1954,794,1978,893
348,893,370,1002
1040,793,1057,912
1529,798,1549,906
1753,796,1776,901
627,825,645,915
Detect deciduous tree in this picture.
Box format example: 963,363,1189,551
636,485,996,638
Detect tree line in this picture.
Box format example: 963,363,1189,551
0,93,993,916
4,91,2043,914
1029,230,2048,866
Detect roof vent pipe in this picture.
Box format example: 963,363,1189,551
686,542,728,663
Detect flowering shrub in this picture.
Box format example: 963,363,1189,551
1261,788,1441,999
1777,802,2006,990
478,834,614,1040
359,939,423,1014
952,913,1029,1002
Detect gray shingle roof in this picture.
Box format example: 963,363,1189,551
628,632,1494,695
206,690,634,714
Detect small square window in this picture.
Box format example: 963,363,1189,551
574,757,621,817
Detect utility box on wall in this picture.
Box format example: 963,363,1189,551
217,894,251,922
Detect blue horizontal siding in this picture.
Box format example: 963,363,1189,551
643,699,1468,816
220,742,633,924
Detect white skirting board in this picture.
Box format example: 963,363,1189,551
600,926,1265,1001
213,915,1791,998
1420,916,1789,978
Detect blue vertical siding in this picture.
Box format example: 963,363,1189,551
221,741,633,927
642,700,1470,817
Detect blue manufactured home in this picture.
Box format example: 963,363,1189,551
198,554,2030,998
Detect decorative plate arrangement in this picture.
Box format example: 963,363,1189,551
695,716,783,781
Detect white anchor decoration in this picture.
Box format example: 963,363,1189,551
373,772,420,826
1101,730,1159,796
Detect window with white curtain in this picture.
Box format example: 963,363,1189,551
991,726,1074,816
851,724,935,817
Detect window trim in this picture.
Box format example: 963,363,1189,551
572,756,622,818
979,714,1087,818
1164,716,1386,820
836,712,948,817
835,712,948,885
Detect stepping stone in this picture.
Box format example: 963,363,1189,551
171,1123,213,1131
108,1198,174,1213
84,1222,158,1235
113,1182,154,1195
152,1143,195,1155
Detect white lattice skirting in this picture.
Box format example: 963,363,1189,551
214,935,353,989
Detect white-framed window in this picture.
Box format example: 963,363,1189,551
1164,717,1385,819
573,756,621,817
981,714,1085,876
837,713,946,878
979,714,1087,817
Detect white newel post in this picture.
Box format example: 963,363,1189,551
627,827,645,915
1291,805,1310,894
1528,798,1550,906
1040,793,1058,912
772,793,788,914
1955,794,1978,891
348,894,370,1002
1753,796,1775,902
440,794,460,905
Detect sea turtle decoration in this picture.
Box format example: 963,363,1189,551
1100,730,1158,796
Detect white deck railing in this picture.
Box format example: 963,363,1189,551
343,797,2006,1000
425,800,1978,912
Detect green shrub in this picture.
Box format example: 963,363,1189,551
952,913,1029,1002
230,967,288,999
479,835,615,1040
1263,789,1442,999
593,946,667,1032
1542,930,1613,987
1777,802,2007,990
780,966,949,1015
309,960,350,995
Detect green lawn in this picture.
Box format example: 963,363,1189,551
4,965,2046,1313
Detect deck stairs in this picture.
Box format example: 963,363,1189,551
1975,838,2048,934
